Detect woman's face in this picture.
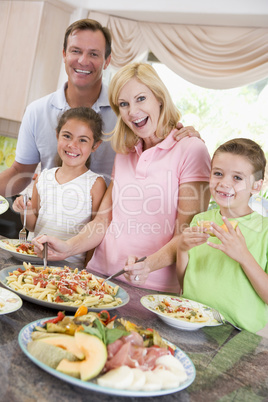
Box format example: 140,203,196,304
117,77,162,148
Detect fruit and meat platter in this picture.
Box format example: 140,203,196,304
26,306,189,392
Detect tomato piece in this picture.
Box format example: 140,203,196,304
55,295,65,303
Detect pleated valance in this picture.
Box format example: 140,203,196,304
89,11,268,89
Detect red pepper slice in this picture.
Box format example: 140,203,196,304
97,310,117,325
44,311,65,324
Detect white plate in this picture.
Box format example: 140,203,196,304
0,239,42,263
0,287,22,314
0,265,129,312
140,294,223,331
18,317,196,397
0,196,9,214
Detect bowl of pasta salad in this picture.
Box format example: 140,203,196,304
140,295,223,330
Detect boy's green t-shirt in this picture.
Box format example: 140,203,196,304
183,209,268,333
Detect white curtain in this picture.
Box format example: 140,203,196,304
89,11,268,89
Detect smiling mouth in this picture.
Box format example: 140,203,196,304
133,117,148,128
216,190,234,198
65,151,79,158
74,68,92,75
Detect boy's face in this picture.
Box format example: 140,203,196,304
210,152,262,218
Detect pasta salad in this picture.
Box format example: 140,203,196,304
6,263,122,308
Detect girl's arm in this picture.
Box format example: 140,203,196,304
12,177,40,232
33,182,113,260
208,217,268,304
85,176,107,264
124,181,211,283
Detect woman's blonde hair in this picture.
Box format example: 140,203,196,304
108,62,181,154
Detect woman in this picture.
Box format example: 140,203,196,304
33,62,211,293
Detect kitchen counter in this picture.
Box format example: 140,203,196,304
0,243,267,402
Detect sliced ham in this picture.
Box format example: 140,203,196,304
104,332,171,372
107,339,123,359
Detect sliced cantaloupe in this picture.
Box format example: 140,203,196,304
27,340,78,369
197,220,238,236
37,334,84,360
197,220,214,236
56,358,81,378
56,331,107,382
220,220,238,232
75,331,107,381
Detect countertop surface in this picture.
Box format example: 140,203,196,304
0,240,268,402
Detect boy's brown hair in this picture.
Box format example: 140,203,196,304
212,138,266,181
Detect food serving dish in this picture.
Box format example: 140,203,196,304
0,287,22,314
140,294,223,331
0,239,42,263
0,266,129,312
0,195,9,214
18,317,196,397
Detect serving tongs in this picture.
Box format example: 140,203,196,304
43,241,48,269
102,256,147,284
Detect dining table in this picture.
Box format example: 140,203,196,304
0,237,268,402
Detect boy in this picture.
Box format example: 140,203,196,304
176,138,268,333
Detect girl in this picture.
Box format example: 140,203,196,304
13,107,106,268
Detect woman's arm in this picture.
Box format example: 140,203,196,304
124,181,210,283
33,182,113,260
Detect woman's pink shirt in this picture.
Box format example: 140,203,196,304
87,131,211,292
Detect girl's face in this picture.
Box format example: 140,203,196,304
210,152,261,217
57,118,99,169
118,77,162,149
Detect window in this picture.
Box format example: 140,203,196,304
152,62,268,191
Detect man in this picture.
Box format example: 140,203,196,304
0,19,116,196
0,18,199,197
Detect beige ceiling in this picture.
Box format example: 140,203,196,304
61,0,268,27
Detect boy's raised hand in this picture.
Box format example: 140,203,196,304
178,226,209,252
207,217,247,262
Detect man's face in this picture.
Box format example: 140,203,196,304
63,29,111,90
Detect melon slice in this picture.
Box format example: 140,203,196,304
197,220,238,236
37,334,84,360
56,331,107,382
27,340,78,369
75,331,107,381
56,358,81,378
